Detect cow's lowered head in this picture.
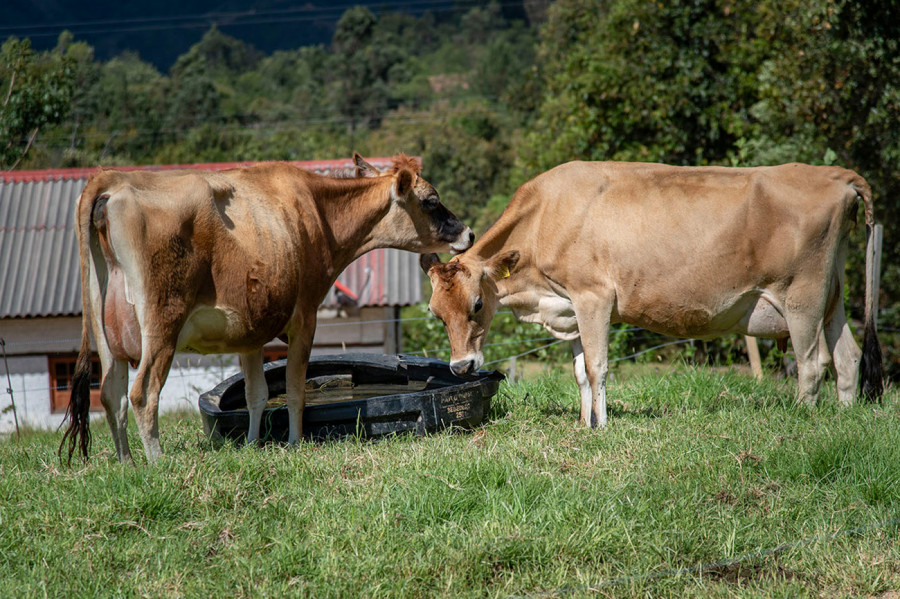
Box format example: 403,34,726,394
420,250,519,376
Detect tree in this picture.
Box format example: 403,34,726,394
364,101,514,230
527,0,769,172
167,27,262,128
330,7,411,134
170,26,261,80
0,37,76,169
76,52,167,163
236,46,333,123
472,21,539,117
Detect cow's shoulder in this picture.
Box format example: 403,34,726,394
219,162,318,202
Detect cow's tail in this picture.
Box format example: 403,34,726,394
59,176,108,464
853,179,884,401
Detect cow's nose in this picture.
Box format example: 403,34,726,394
450,358,475,376
450,227,475,254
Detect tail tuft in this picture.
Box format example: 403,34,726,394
859,319,884,402
58,345,93,463
858,205,884,402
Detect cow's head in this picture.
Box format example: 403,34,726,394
354,153,474,254
420,250,520,376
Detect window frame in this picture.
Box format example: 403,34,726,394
48,354,103,413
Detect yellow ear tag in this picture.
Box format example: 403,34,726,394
497,265,511,279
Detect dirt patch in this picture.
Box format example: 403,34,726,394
705,561,810,586
714,489,738,505
736,449,763,465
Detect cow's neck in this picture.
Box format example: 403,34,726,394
471,214,517,261
313,176,393,269
469,199,536,304
471,198,533,264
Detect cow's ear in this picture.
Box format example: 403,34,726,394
353,153,380,178
420,253,442,275
392,167,416,200
487,250,519,281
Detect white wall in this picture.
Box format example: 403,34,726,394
0,353,241,433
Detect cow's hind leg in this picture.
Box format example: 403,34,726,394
785,311,829,407
242,349,268,444
825,302,861,407
100,355,133,464
129,340,176,462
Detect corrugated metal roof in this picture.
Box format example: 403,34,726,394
324,247,422,308
0,159,422,319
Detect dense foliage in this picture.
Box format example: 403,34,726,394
0,36,79,169
3,0,898,373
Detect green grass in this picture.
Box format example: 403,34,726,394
1,366,898,598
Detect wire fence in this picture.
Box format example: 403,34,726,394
2,0,524,38
1,313,897,401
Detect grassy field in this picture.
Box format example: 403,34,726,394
1,364,898,598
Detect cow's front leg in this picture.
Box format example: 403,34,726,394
823,301,861,407
285,315,315,444
571,337,593,425
99,356,133,464
572,291,614,428
242,349,268,444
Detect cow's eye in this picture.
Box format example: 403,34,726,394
473,297,483,314
421,195,438,209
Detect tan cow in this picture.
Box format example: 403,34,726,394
61,154,474,463
422,161,883,428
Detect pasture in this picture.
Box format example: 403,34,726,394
1,364,898,598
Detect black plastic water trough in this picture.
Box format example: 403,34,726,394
199,353,504,443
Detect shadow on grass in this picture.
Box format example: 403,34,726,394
487,389,669,422
487,389,576,421
492,366,804,423
615,367,802,415
607,399,669,419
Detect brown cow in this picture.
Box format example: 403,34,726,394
422,161,883,428
61,154,474,463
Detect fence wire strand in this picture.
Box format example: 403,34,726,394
2,309,895,398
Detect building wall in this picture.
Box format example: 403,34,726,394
0,353,234,434
0,306,402,433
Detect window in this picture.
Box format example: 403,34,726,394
49,355,103,413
